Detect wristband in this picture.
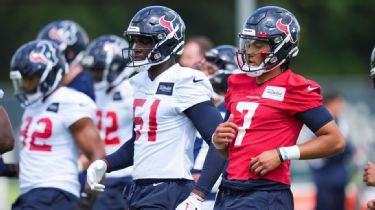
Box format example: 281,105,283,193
278,145,300,161
277,148,284,162
211,134,228,149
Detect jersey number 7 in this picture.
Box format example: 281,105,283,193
234,102,259,146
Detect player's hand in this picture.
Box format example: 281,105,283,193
175,193,204,210
87,160,107,191
363,161,375,186
368,199,375,210
212,115,237,149
249,149,281,176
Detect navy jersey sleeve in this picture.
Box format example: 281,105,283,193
295,105,333,132
67,71,96,101
183,101,223,144
104,132,135,172
194,144,226,195
184,101,226,195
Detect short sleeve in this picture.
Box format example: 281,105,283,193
174,71,213,112
284,78,323,115
60,100,97,127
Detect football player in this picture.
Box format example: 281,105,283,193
211,6,345,209
9,40,105,210
370,46,375,89
37,20,95,101
364,46,375,210
180,45,241,210
86,6,223,209
81,35,136,210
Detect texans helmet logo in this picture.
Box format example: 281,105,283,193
29,41,57,65
276,18,297,43
48,22,78,45
159,15,182,40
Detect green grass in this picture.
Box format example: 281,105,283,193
7,179,19,209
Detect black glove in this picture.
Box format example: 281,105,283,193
75,190,98,210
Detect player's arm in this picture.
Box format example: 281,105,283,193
190,112,232,199
85,129,135,192
177,101,224,208
0,106,15,154
70,117,106,209
295,105,345,159
104,133,135,172
184,101,223,145
250,106,345,176
70,117,105,163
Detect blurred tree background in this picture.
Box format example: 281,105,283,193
0,0,374,80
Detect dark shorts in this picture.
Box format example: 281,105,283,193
12,187,78,210
127,179,194,210
214,187,294,210
93,176,134,210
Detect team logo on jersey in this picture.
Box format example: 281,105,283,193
159,15,182,40
46,102,59,113
113,91,122,101
262,86,286,101
156,82,174,96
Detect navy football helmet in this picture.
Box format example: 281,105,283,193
370,46,375,88
237,6,300,77
123,6,185,71
206,45,240,94
37,20,89,67
82,35,135,90
370,46,375,78
10,40,67,107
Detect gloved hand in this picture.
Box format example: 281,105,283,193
86,159,107,191
75,190,98,210
175,193,204,210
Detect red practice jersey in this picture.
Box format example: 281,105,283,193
225,70,322,185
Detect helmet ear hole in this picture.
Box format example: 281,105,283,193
289,47,299,57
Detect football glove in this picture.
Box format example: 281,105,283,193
176,193,204,210
87,159,107,192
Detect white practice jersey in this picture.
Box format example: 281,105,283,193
95,80,134,178
19,87,97,197
130,64,213,180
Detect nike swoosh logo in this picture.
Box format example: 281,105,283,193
307,86,318,91
193,77,204,83
152,182,164,187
